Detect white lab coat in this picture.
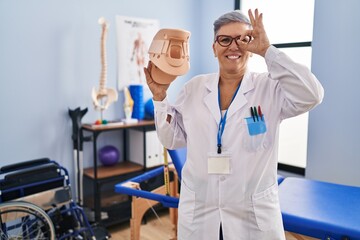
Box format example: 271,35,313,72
153,46,324,240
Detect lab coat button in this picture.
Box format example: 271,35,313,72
220,176,226,181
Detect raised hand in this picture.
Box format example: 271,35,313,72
143,61,170,101
242,9,271,57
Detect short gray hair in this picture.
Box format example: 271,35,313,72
213,10,252,38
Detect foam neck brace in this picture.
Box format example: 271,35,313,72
148,28,191,84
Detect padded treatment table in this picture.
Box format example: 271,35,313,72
279,177,360,240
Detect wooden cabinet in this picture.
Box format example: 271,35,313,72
81,120,161,226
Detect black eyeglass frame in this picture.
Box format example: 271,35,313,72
215,35,252,47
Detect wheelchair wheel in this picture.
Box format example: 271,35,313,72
0,201,55,240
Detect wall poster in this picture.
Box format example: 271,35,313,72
116,16,159,90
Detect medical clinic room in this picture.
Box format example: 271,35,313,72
0,0,359,239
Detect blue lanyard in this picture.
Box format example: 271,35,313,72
217,83,241,154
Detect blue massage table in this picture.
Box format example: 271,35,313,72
114,149,183,240
279,177,360,240
114,148,187,209
115,165,179,208
115,147,360,240
115,147,285,209
115,168,284,208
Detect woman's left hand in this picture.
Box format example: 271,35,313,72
242,9,271,57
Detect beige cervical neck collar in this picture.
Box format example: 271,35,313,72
148,28,191,84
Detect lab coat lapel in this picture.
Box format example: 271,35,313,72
203,72,254,123
227,71,254,119
204,74,221,124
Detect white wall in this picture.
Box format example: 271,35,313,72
306,0,360,186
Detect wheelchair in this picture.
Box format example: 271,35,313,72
0,158,101,239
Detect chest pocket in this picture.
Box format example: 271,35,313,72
241,116,270,152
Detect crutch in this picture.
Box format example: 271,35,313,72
68,107,88,205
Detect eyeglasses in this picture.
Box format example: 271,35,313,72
215,35,252,47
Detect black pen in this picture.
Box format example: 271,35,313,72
250,107,255,122
253,106,259,121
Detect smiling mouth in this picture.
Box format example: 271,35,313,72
227,55,241,59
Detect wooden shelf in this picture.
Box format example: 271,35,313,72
82,120,155,131
84,161,143,179
80,120,157,225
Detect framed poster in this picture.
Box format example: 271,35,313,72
116,16,159,90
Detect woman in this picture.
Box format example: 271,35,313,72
144,9,324,240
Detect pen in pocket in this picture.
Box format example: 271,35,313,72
253,107,259,121
250,107,256,122
249,106,263,122
258,105,263,121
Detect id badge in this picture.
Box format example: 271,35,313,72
208,152,231,174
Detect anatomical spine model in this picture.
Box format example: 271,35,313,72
92,17,118,112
